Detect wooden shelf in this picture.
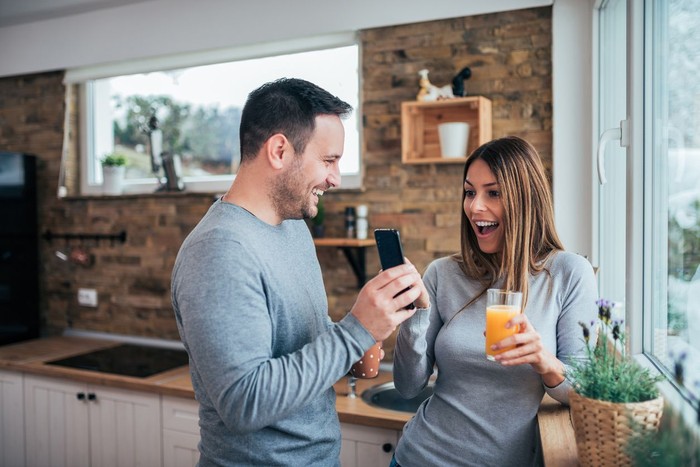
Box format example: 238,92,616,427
313,238,376,248
314,238,376,288
401,96,492,164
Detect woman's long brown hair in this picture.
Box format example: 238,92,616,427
454,136,564,311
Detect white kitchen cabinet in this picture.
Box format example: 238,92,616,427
0,370,25,467
340,422,400,467
24,374,161,467
162,395,200,466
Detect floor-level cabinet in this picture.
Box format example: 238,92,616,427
340,422,400,467
162,395,200,467
24,374,161,467
0,370,25,467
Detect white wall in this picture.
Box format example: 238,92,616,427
552,0,595,258
0,0,594,258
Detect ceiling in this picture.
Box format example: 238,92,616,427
0,0,146,27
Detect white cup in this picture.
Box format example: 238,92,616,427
438,122,470,158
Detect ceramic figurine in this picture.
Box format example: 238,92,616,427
451,66,472,97
416,69,454,101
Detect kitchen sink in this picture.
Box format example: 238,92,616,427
46,343,189,378
361,381,434,413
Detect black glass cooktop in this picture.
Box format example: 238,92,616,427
46,343,189,378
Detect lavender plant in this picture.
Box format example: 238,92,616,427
568,299,662,403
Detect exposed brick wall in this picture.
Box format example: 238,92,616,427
0,7,551,356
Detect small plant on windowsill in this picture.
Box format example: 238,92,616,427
567,299,665,467
101,153,127,167
570,300,662,403
101,152,128,195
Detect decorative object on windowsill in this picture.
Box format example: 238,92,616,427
567,299,664,467
143,114,185,193
101,152,127,196
311,196,325,238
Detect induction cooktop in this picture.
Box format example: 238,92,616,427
46,343,189,378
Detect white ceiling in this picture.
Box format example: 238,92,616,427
0,0,146,27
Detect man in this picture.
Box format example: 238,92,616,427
171,78,426,466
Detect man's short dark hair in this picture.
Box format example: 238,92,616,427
239,78,353,162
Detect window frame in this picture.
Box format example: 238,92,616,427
68,32,363,195
596,0,700,424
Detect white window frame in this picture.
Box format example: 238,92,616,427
596,0,700,423
66,32,363,195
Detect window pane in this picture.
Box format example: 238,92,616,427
90,45,360,185
597,0,627,305
650,0,700,403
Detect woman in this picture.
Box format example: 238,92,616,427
392,136,598,466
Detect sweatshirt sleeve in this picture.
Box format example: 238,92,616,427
546,253,599,404
393,262,443,398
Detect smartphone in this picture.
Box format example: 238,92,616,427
374,228,415,309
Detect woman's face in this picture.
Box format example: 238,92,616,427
464,158,505,254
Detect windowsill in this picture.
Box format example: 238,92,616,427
635,353,699,426
59,191,221,201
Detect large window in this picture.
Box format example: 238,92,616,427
646,0,700,409
70,37,361,194
597,0,700,414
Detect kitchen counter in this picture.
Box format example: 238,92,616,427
0,336,576,462
0,336,410,430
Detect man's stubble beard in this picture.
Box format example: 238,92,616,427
270,155,314,221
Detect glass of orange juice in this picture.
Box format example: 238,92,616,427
485,289,523,361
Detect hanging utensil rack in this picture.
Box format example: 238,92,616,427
42,230,127,246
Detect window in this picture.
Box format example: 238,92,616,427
596,0,700,415
646,0,700,410
69,35,361,194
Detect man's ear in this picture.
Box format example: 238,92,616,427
264,134,290,170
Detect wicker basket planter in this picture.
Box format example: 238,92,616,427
569,390,664,467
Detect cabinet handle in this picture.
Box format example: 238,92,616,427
87,393,97,401
76,392,86,401
382,443,393,453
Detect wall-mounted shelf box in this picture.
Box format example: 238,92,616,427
401,96,492,164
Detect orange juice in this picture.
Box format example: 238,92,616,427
485,304,520,360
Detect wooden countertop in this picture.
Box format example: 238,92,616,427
0,336,577,461
0,336,410,430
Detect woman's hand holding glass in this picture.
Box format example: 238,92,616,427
491,314,565,387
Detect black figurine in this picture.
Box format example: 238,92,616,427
452,67,472,97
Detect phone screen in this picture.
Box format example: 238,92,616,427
374,228,415,309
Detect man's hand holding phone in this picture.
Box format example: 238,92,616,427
348,229,429,342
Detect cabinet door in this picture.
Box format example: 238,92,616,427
24,375,90,467
162,396,200,466
0,370,25,467
87,385,161,467
163,430,200,467
340,423,399,467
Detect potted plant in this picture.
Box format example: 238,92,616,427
312,196,325,238
101,153,127,195
567,299,664,467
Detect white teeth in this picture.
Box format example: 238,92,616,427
475,221,498,227
312,189,324,196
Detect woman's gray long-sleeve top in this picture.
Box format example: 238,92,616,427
393,252,598,467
